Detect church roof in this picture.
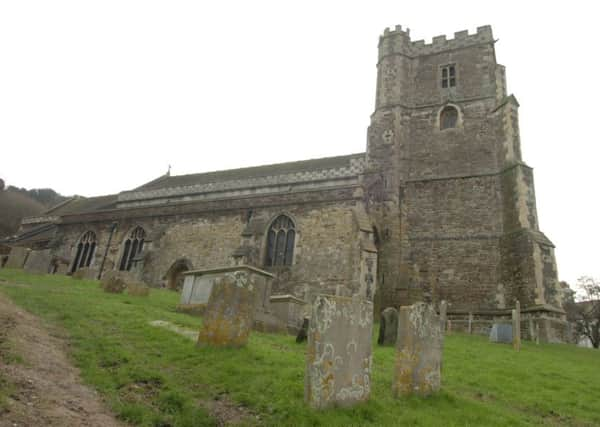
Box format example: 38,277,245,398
43,194,118,216
134,153,366,191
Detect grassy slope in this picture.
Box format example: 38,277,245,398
0,269,598,427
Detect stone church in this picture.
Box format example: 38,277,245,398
4,25,568,341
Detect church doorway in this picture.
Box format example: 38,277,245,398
165,259,192,291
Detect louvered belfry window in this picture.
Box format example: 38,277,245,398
119,226,146,271
265,215,296,267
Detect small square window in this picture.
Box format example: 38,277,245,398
441,65,456,88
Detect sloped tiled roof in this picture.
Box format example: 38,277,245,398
44,195,118,216
135,153,365,191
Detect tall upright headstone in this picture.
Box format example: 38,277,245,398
468,312,473,334
439,300,447,333
528,317,535,341
393,302,443,397
512,300,521,351
305,295,373,409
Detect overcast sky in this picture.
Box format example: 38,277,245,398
1,1,598,285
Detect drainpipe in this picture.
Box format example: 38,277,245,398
97,222,118,280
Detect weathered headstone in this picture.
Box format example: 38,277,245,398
489,323,512,343
377,307,398,346
468,312,473,334
197,269,256,348
305,295,373,409
528,317,535,341
513,301,521,351
439,300,447,332
127,282,150,296
100,274,127,293
393,302,443,397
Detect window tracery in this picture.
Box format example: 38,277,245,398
119,226,146,271
265,215,295,267
71,231,96,272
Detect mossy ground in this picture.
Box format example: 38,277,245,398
0,269,599,426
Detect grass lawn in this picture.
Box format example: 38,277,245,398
0,269,599,426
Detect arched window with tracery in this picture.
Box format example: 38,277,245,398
119,226,146,271
440,105,459,130
71,231,97,273
265,215,296,267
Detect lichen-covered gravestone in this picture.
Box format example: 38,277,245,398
377,307,398,346
305,295,373,409
197,269,256,348
393,302,443,397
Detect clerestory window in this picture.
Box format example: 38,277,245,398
265,215,296,267
441,65,456,88
119,226,146,271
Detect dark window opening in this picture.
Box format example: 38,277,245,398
70,231,97,273
119,226,146,271
440,106,459,130
265,215,296,267
441,65,456,88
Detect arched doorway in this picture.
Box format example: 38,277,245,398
165,259,192,291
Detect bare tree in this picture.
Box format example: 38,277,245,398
569,277,600,349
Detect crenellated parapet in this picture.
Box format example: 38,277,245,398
378,25,494,60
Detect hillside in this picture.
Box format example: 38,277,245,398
0,181,68,238
0,269,599,426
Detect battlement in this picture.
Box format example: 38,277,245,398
379,25,494,59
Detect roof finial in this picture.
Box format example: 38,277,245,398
167,164,171,177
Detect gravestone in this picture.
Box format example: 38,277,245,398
468,312,473,334
197,268,257,348
5,247,30,269
528,317,535,341
305,295,373,409
489,323,512,343
439,300,447,332
512,301,521,351
393,302,443,397
377,307,398,346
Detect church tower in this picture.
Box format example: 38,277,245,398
365,25,565,335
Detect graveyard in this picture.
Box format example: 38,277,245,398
1,269,599,427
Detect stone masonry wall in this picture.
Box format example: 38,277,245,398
51,195,364,300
